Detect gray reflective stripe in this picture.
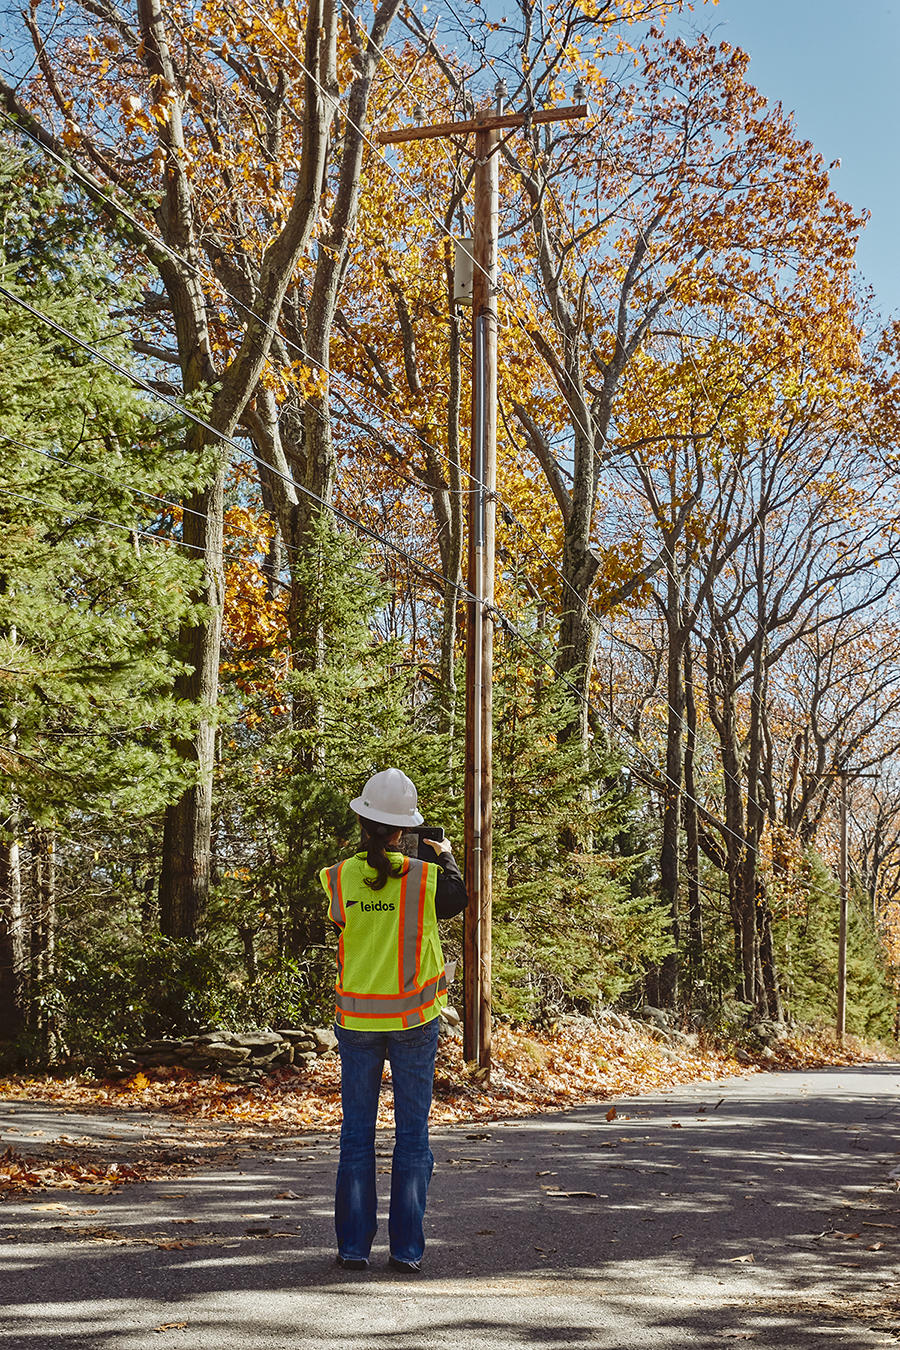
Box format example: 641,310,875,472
325,864,343,925
401,858,427,993
336,970,447,1017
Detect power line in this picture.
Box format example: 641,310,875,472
0,107,482,501
0,18,765,856
0,275,758,856
0,283,475,603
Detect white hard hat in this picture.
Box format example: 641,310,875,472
350,768,425,828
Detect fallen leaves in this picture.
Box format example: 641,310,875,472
0,1021,892,1199
0,1147,148,1196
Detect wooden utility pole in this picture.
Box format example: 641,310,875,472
379,92,587,1074
836,770,849,1042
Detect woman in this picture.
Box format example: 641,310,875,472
319,767,467,1273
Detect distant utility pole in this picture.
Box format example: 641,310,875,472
837,770,849,1043
378,91,587,1075
832,767,878,1043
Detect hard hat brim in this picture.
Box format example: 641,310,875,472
349,796,425,828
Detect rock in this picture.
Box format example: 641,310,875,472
735,1048,752,1064
235,1032,285,1051
750,1018,788,1046
223,1068,260,1083
246,1050,282,1067
139,1052,179,1067
232,1038,291,1062
194,1031,238,1047
311,1027,338,1054
277,1029,316,1045
294,1050,318,1065
207,1043,251,1064
440,1005,461,1027
640,1005,672,1030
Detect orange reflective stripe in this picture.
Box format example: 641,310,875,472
335,970,447,1017
414,862,427,985
324,863,346,927
400,859,426,993
396,860,409,993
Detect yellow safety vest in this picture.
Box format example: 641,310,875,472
320,851,448,1031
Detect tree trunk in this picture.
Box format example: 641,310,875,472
29,828,56,1057
657,561,683,1007
683,626,703,990
556,533,600,747
756,883,783,1021
706,619,752,1002
438,286,464,759
0,828,24,1044
159,454,225,939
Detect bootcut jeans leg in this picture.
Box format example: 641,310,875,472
387,1018,440,1264
334,1026,386,1261
334,1018,440,1265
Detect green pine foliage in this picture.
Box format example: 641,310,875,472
773,850,895,1037
211,516,451,1023
0,140,214,1060
489,617,674,1023
0,141,205,822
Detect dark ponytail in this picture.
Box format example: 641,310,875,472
358,816,409,891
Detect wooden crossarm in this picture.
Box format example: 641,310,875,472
376,103,588,145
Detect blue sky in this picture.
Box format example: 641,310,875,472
677,0,900,316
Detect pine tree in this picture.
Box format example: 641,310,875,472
0,140,204,1054
489,616,673,1023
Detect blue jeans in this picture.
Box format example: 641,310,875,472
334,1018,440,1263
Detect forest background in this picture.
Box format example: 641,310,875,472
1,0,899,1072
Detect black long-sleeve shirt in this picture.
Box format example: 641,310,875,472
432,849,468,920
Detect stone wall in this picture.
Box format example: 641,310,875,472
108,1027,339,1084
107,1006,463,1083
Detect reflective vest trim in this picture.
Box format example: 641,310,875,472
400,858,428,993
335,970,448,1018
324,861,346,926
323,853,444,1028
323,861,346,985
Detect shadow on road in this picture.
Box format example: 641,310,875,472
1,1064,898,1348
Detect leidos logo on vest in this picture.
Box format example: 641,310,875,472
346,899,396,913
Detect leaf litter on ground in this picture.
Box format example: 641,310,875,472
0,1023,891,1198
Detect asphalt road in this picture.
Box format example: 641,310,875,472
1,1063,899,1348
